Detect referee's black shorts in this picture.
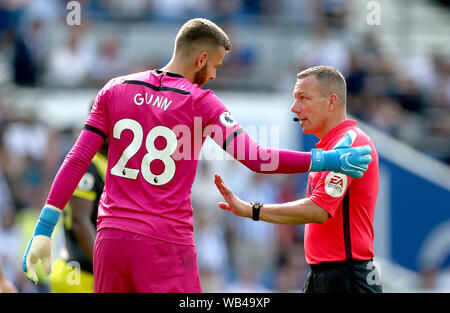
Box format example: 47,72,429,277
302,259,383,293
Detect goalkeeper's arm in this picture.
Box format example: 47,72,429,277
221,128,371,178
22,128,104,284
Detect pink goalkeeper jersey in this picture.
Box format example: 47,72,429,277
86,70,237,245
47,69,312,246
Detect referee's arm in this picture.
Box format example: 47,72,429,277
214,173,328,224
257,199,328,225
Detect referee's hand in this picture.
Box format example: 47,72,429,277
214,173,252,218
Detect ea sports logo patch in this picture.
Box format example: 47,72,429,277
324,172,347,198
219,112,238,128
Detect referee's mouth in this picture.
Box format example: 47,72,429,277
296,117,308,125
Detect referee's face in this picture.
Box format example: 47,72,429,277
291,76,329,139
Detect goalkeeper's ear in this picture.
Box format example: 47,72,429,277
333,130,357,149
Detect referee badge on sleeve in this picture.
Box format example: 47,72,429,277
324,172,347,198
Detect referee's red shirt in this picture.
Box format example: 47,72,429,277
305,120,379,265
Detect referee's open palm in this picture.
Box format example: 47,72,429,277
214,173,252,218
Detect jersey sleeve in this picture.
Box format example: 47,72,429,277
85,79,114,136
196,90,241,145
197,91,312,173
45,129,105,210
309,171,355,217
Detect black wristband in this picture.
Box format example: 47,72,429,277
251,202,263,221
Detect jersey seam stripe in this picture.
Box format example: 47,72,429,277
222,128,245,151
83,124,107,140
121,80,191,95
343,188,352,260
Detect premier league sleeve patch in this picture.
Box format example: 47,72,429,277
219,112,238,128
77,172,95,191
324,172,347,198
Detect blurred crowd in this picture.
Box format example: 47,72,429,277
0,0,355,87
0,0,449,292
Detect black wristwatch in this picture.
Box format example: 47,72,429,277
250,202,263,221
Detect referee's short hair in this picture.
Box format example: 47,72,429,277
174,18,231,57
297,66,347,106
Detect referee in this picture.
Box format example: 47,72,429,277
214,65,382,293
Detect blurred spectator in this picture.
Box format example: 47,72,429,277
272,175,308,292
10,0,62,86
0,208,23,290
211,22,257,90
225,263,272,292
0,132,14,221
226,173,279,289
0,108,53,211
417,220,450,292
151,0,211,22
192,161,223,224
19,0,61,25
22,18,50,81
12,29,36,86
0,0,27,36
316,0,351,29
209,0,241,23
192,160,229,292
278,0,315,26
88,36,129,86
46,27,93,87
2,114,48,162
275,244,308,292
0,169,13,214
393,76,425,114
103,0,150,19
295,24,350,76
430,53,450,109
194,209,229,292
361,31,383,58
346,53,367,96
363,96,405,136
0,255,18,292
273,175,303,252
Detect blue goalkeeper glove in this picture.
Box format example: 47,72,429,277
310,130,372,178
22,205,62,284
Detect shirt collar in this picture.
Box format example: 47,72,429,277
316,120,357,148
153,69,185,78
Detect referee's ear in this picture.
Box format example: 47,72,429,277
327,93,339,112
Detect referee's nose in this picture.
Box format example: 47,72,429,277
291,100,301,114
